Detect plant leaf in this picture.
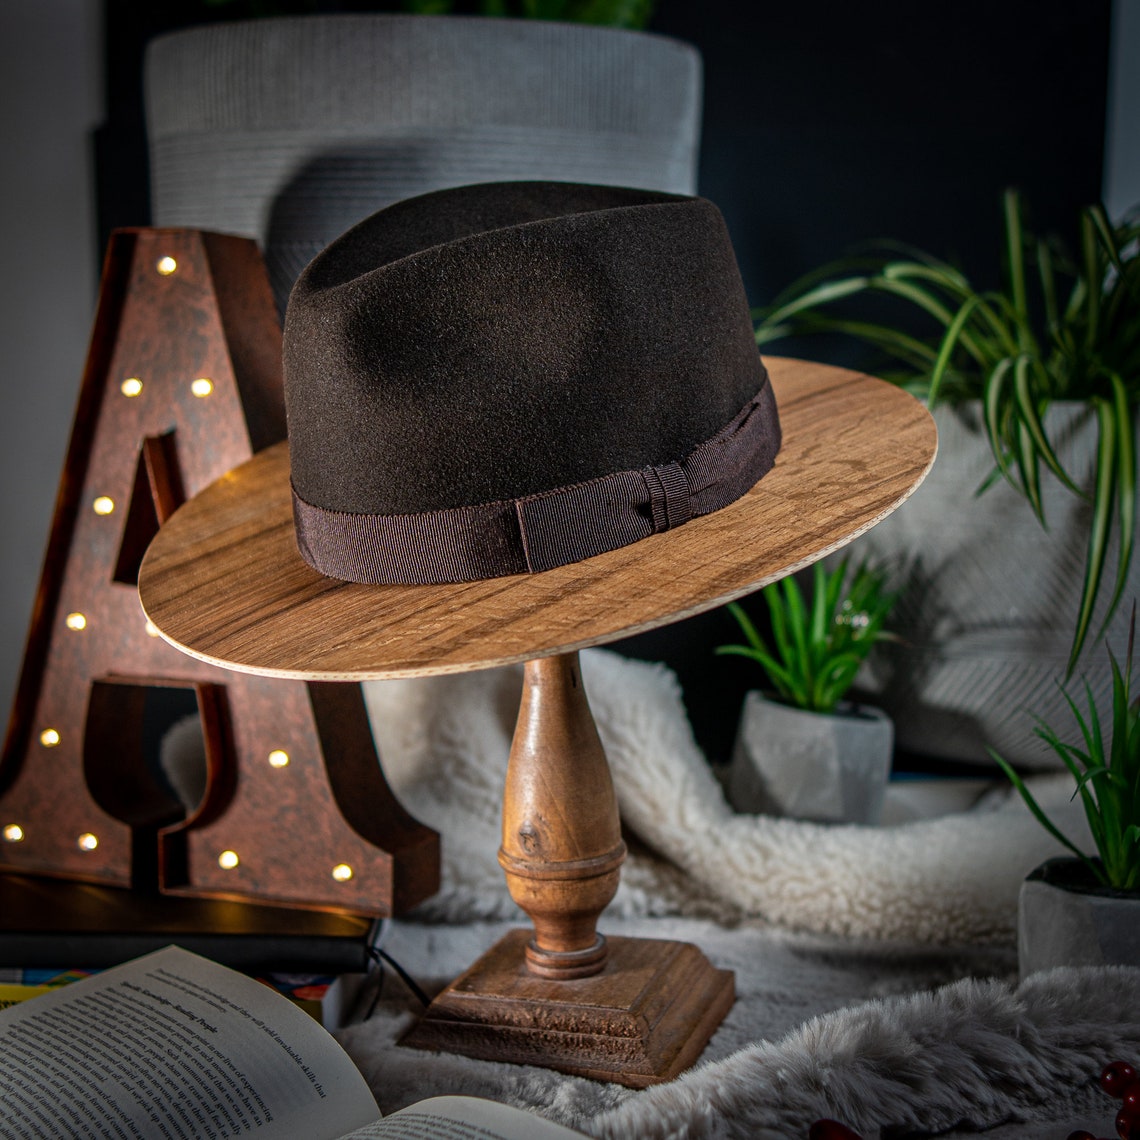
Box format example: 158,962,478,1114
982,357,1018,486
989,748,1106,883
757,277,873,329
1080,208,1103,350
715,557,896,712
1086,202,1126,276
781,575,811,682
1097,371,1136,639
927,294,986,406
715,644,796,698
1069,396,1119,674
1013,398,1045,523
1003,189,1031,344
880,261,975,300
764,584,794,669
756,313,940,371
809,561,829,659
725,601,765,652
1012,355,1081,493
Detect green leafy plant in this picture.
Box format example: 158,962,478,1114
716,557,897,714
990,610,1140,891
754,191,1140,673
200,0,656,27
400,0,656,27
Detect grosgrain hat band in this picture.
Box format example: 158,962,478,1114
291,373,781,585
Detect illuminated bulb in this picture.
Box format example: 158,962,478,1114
3,824,24,843
268,749,290,769
156,256,178,276
191,378,214,398
120,377,143,397
331,864,354,882
93,496,115,515
218,850,240,870
65,612,87,631
144,620,161,638
39,728,60,747
77,833,98,852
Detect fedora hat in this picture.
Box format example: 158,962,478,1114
283,181,782,585
139,187,935,681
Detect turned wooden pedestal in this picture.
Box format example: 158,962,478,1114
403,929,733,1086
402,653,734,1086
138,360,937,1087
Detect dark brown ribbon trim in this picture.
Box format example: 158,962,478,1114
292,374,781,585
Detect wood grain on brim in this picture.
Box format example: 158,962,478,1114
138,358,937,680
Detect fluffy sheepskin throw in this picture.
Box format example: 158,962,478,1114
364,648,1087,943
338,918,1140,1139
586,964,1140,1138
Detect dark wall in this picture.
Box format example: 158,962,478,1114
652,0,1109,301
98,0,1111,764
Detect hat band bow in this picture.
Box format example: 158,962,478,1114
291,372,780,585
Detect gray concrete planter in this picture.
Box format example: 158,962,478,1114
726,691,893,824
1019,857,1140,977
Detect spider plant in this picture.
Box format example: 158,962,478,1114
990,609,1140,892
754,191,1140,674
716,557,896,715
399,0,656,26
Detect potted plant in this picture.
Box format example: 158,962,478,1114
991,612,1139,976
753,191,1140,769
716,556,897,824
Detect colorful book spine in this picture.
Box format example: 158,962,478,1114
0,967,374,1028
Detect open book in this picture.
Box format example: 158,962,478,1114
0,945,585,1140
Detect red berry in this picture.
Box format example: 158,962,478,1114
1102,1062,1139,1098
1118,1107,1140,1140
1065,1132,1096,1140
808,1121,863,1140
1124,1084,1140,1114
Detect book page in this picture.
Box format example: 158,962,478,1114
0,945,379,1140
343,1096,586,1140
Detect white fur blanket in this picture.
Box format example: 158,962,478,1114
365,648,1088,944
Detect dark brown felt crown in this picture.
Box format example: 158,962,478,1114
283,181,781,584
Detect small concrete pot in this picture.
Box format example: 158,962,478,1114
726,691,893,824
1019,857,1140,977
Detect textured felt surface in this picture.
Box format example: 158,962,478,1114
284,181,770,516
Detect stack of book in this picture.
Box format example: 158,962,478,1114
0,872,385,1028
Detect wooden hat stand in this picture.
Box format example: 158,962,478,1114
138,358,937,1087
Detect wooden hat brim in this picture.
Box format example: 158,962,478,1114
138,358,937,680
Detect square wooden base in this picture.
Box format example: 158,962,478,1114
400,929,734,1087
